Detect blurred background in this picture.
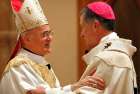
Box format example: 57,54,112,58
0,0,140,92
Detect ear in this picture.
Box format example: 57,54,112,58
94,20,101,28
21,33,31,45
91,20,100,32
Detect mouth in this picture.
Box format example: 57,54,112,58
44,43,50,48
44,43,52,53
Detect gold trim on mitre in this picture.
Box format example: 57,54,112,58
12,0,48,33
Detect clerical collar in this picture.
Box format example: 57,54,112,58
100,32,119,43
19,48,48,65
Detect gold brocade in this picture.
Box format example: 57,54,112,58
3,55,56,88
29,61,57,88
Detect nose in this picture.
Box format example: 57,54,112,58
46,35,53,41
80,30,85,38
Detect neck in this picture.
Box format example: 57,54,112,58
87,30,112,52
23,47,43,56
99,29,112,40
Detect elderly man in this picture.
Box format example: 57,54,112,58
77,1,138,94
0,0,105,94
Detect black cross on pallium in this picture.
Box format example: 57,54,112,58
104,42,112,49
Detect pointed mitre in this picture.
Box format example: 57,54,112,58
11,0,48,33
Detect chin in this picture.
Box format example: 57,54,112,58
44,48,52,54
42,51,51,56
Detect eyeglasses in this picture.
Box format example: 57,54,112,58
42,30,54,37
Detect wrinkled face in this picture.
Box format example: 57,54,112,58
23,24,53,56
80,15,100,51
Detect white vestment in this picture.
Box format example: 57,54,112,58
0,49,74,94
77,32,137,94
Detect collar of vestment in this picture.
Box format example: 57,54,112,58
83,32,137,65
83,32,119,64
100,32,119,43
18,48,49,65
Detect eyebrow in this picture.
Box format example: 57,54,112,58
45,28,53,32
41,29,51,33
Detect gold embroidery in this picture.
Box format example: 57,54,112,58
4,58,27,73
26,7,31,15
29,62,56,88
3,55,56,88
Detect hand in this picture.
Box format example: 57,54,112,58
26,86,45,94
71,75,105,91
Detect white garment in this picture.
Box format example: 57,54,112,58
0,49,74,94
77,32,137,94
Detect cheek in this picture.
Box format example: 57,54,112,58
86,32,97,43
81,28,88,38
32,37,43,46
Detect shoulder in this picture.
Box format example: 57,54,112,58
4,55,32,73
95,50,132,68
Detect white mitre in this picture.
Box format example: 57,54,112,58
11,0,48,33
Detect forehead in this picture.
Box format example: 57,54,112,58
33,24,51,33
25,25,51,36
80,14,84,24
38,24,50,32
80,14,86,26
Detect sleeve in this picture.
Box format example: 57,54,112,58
93,58,113,86
80,57,101,79
76,57,113,94
2,63,75,94
44,85,74,94
81,56,113,85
